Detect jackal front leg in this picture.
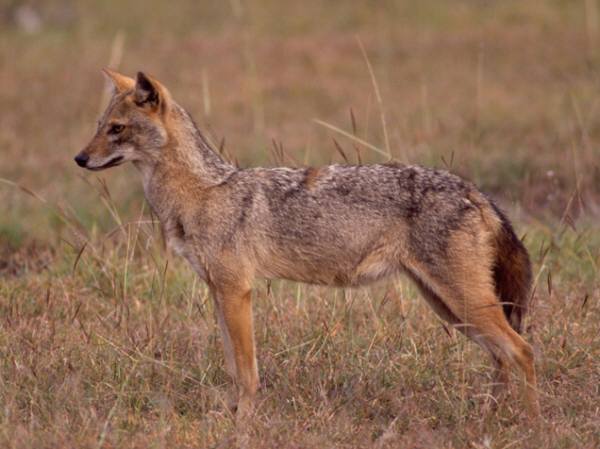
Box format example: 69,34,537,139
213,286,259,420
214,304,238,411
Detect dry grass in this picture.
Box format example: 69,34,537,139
1,1,599,448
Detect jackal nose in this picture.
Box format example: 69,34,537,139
74,153,89,167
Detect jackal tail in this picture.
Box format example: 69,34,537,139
491,204,532,334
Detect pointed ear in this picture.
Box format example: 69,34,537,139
134,72,170,111
102,68,135,94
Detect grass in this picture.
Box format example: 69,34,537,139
1,216,598,448
1,1,599,447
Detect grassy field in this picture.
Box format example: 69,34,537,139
1,1,599,447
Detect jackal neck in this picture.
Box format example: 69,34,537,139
165,105,236,184
134,105,235,186
133,105,236,218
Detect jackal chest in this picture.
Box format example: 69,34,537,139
164,218,186,255
163,218,208,281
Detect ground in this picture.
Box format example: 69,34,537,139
0,1,599,448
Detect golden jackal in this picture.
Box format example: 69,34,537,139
75,70,540,419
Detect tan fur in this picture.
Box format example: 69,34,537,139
303,166,322,190
75,70,540,421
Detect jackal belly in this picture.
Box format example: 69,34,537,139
256,234,404,287
260,256,401,287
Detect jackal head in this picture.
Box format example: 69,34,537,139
74,69,171,170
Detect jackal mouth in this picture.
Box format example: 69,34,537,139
88,155,124,171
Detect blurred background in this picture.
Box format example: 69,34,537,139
1,0,599,249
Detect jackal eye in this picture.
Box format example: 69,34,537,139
108,124,125,135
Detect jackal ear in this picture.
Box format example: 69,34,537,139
134,72,165,111
102,68,135,94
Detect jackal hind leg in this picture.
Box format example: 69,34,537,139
470,311,539,419
414,264,539,418
411,274,512,409
212,285,259,422
489,355,510,410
